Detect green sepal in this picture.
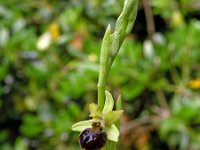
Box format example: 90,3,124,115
105,124,119,142
71,120,92,132
102,91,114,115
116,95,122,129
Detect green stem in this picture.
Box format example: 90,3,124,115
97,1,138,149
98,0,138,110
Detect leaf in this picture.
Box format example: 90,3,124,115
71,120,92,132
104,110,123,125
105,124,119,142
102,91,114,114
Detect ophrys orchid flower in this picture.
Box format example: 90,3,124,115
72,91,123,149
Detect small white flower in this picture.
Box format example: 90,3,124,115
37,32,52,51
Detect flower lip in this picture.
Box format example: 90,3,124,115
78,128,107,150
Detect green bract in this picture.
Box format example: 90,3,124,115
72,90,123,142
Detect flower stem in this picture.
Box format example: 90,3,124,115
97,0,138,112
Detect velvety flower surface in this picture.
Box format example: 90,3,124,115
78,128,107,150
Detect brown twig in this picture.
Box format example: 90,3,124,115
156,90,169,110
121,116,152,134
142,0,155,39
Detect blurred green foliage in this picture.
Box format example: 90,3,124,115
0,0,200,150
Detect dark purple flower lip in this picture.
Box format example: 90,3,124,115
78,128,107,150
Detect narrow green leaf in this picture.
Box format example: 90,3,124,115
71,120,92,132
102,91,114,114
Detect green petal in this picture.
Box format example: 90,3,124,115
71,120,92,132
105,124,119,142
102,91,114,114
104,110,123,125
116,95,122,110
89,103,101,118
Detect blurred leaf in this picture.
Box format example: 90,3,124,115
14,138,28,150
20,114,43,137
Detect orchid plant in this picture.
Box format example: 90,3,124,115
72,0,138,149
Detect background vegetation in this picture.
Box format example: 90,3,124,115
0,0,200,149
